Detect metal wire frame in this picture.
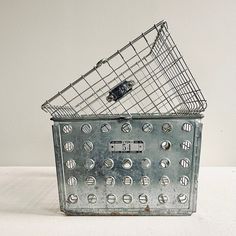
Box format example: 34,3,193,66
41,20,207,118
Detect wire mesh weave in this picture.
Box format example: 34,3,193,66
41,21,207,118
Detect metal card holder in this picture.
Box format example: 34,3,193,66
42,20,207,216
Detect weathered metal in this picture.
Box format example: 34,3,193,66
52,115,202,216
42,20,207,216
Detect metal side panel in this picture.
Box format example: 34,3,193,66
52,117,203,216
191,121,203,213
52,123,66,212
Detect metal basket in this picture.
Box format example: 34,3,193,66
41,20,206,118
42,20,207,216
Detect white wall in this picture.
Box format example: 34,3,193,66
0,0,235,166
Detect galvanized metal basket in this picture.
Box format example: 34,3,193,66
42,20,207,216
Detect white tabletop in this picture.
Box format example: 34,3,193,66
0,167,235,236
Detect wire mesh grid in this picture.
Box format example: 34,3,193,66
41,21,207,118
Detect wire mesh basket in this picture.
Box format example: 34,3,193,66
42,20,207,216
41,20,207,118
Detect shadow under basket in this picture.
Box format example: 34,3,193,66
42,20,207,216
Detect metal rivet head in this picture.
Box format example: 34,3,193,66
121,122,132,133
139,194,148,204
122,158,132,169
85,159,95,170
105,176,115,186
179,176,189,186
87,194,97,204
140,176,150,186
85,176,96,186
123,194,132,204
141,158,151,169
162,123,172,133
179,158,191,168
67,194,78,204
178,194,188,204
142,123,153,133
104,159,114,169
67,176,77,186
158,194,168,204
123,176,133,185
64,141,74,152
83,141,93,152
81,123,92,134
160,175,170,186
66,159,76,169
101,123,111,133
63,124,72,134
107,194,117,204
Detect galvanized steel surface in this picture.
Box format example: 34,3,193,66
41,21,207,118
42,20,207,216
52,116,202,215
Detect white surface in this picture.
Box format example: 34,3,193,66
0,0,236,166
0,167,235,236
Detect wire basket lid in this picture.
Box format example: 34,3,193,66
41,20,207,118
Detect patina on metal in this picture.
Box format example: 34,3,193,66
52,115,203,216
42,20,207,216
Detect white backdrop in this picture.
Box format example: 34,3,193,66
0,0,235,166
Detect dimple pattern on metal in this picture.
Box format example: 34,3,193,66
52,116,202,216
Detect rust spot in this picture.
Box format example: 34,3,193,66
144,205,150,212
111,212,121,216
